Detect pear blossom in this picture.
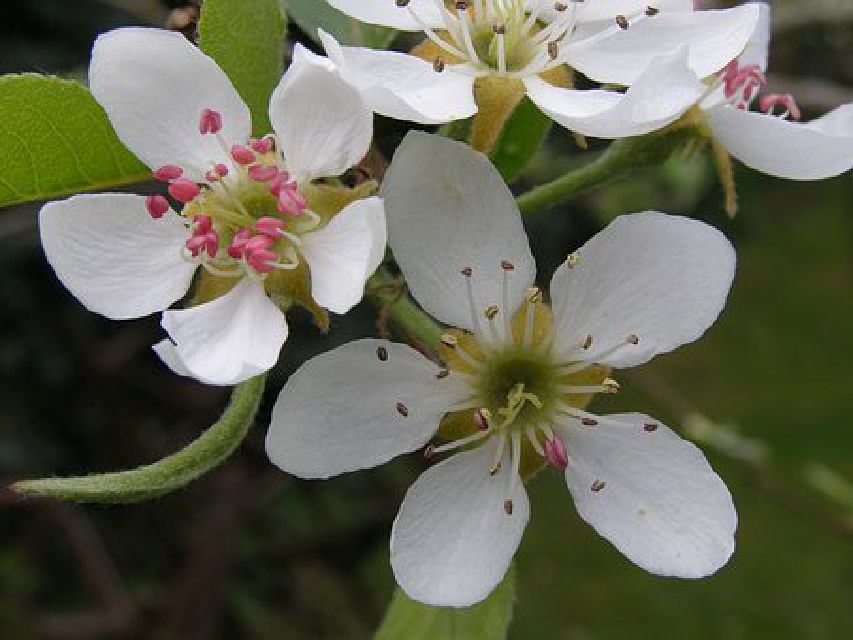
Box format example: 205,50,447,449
266,133,738,607
39,28,386,386
317,0,759,138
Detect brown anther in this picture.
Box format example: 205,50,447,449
644,422,659,432
377,346,389,361
602,378,620,394
424,444,436,459
581,334,593,350
645,6,660,16
396,402,409,417
461,266,473,277
493,23,507,35
484,304,500,320
433,57,446,73
581,417,598,427
395,0,410,7
591,480,606,492
547,41,559,60
503,499,514,515
436,369,450,380
615,15,629,30
566,252,580,268
626,334,640,345
490,462,502,476
475,408,492,430
553,1,568,11
455,0,469,10
501,260,515,271
440,333,459,348
526,287,542,303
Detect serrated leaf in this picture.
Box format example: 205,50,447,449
490,97,552,183
375,568,515,640
281,0,397,48
198,0,287,136
0,74,149,209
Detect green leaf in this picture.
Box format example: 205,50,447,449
281,0,397,48
0,74,149,209
490,97,552,183
11,375,266,504
198,0,287,136
375,568,515,640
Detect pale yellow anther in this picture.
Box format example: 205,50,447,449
525,287,542,303
566,252,580,268
441,333,459,347
602,378,621,394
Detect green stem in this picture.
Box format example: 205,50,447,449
368,268,443,351
11,375,266,504
516,131,686,216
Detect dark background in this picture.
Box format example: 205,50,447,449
1,1,852,638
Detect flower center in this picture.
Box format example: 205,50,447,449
145,108,321,283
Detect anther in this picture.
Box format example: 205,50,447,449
250,137,273,154
396,402,409,417
591,480,606,492
581,334,593,350
424,444,435,459
433,57,446,73
484,304,500,320
248,164,279,182
461,266,473,277
602,378,620,394
455,1,468,10
145,194,170,219
199,108,223,135
493,23,507,35
490,462,502,476
758,93,802,121
247,249,277,273
645,6,660,16
153,165,183,182
626,334,640,345
395,0,410,7
547,41,559,60
440,333,459,348
644,422,659,432
501,260,515,271
255,216,285,237
503,499,514,515
168,179,201,203
436,369,450,379
553,2,568,11
193,215,212,234
228,228,251,259
615,15,629,30
544,435,569,470
475,408,492,431
377,346,389,361
231,144,256,165
566,252,580,268
525,287,542,303
581,417,598,427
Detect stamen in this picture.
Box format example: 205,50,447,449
250,137,274,154
145,194,170,219
644,421,659,432
500,260,513,339
228,228,252,259
544,433,569,470
590,480,606,493
759,93,802,121
441,332,483,370
489,435,506,475
615,14,629,30
248,164,280,182
475,407,492,431
526,426,544,455
503,431,522,515
455,3,481,64
199,108,223,135
430,429,490,454
522,287,541,347
377,345,389,361
396,402,410,417
231,144,256,166
168,179,201,203
153,165,183,182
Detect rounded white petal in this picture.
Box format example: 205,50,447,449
89,28,251,179
266,339,466,479
536,0,694,24
524,47,704,138
381,132,535,331
707,104,853,181
39,194,196,321
271,47,373,181
549,212,735,368
391,443,529,607
567,5,760,85
160,278,288,386
561,413,737,578
301,196,387,315
319,30,477,125
740,2,770,71
325,0,445,31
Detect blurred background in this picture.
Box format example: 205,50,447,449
0,0,851,637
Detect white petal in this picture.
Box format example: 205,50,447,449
381,132,535,331
536,0,694,24
301,196,387,315
319,30,477,125
89,28,250,179
567,5,760,85
266,339,466,479
739,2,770,71
549,212,735,368
325,0,445,31
160,278,288,386
524,47,704,138
391,443,529,607
152,339,194,378
561,413,737,578
39,194,196,321
271,46,373,181
707,104,853,181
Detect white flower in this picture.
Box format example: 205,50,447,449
318,0,759,137
39,28,386,386
266,133,738,607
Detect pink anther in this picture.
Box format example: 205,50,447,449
215,163,229,177
231,145,255,165
758,93,802,120
193,215,212,235
168,179,201,203
199,108,223,135
723,62,766,100
474,408,491,431
185,234,206,257
544,435,569,470
270,171,295,194
145,194,170,219
228,228,252,259
153,165,183,182
277,187,307,217
250,137,273,154
245,235,275,254
248,164,280,182
255,216,285,237
247,248,277,273
203,230,219,258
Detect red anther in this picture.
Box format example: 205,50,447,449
277,187,307,216
199,108,223,135
270,171,294,195
248,164,280,182
228,228,252,259
193,215,212,234
759,93,802,120
544,435,569,470
245,235,275,254
215,163,229,177
250,137,273,154
145,194,170,219
254,216,285,237
203,230,219,257
168,179,201,203
231,145,255,165
247,248,277,273
153,165,183,182
185,234,207,257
